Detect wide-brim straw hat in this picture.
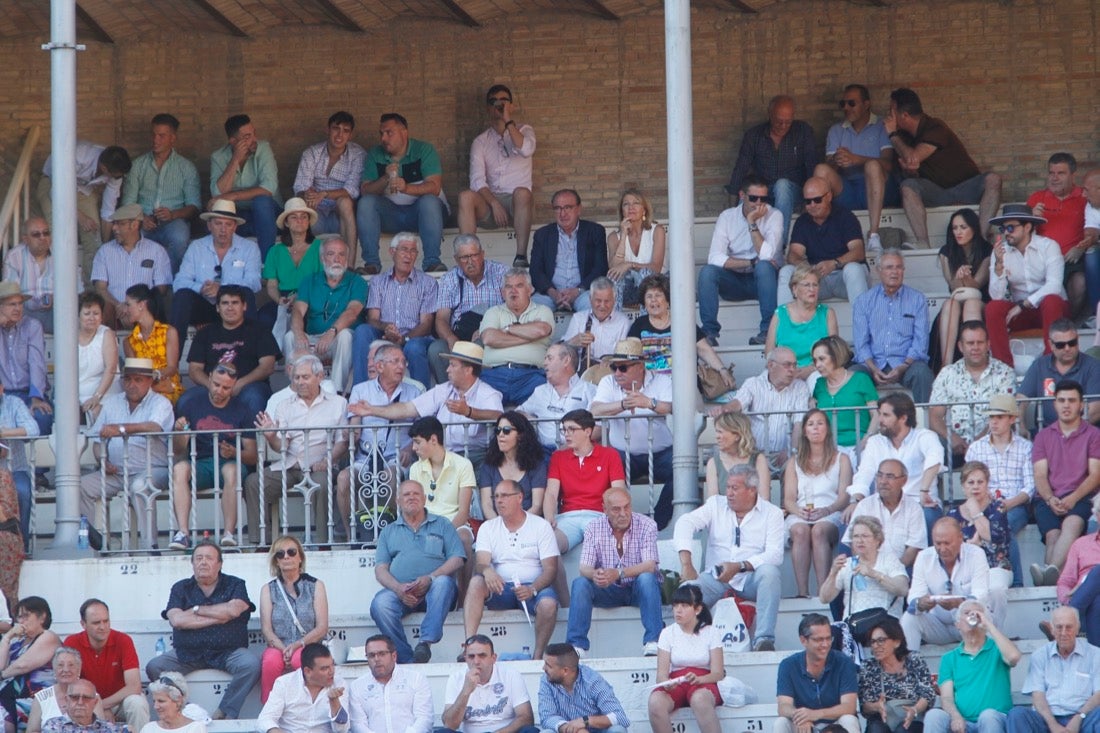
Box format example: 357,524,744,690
276,197,319,229
199,199,246,225
439,341,484,366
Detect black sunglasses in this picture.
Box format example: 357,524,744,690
274,547,299,560
494,426,516,436
745,194,768,203
1053,338,1079,350
611,364,635,373
803,195,826,205
838,99,858,108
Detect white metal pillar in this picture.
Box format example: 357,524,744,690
664,0,699,524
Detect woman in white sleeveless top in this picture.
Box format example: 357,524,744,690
606,189,666,308
76,292,120,424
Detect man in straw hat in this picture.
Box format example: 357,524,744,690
168,198,262,361
590,337,674,529
120,113,201,270
209,114,282,260
965,393,1034,588
350,340,502,469
0,280,52,438
78,357,174,550
91,203,172,328
985,203,1070,366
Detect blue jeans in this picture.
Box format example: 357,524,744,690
621,447,673,530
1007,504,1030,588
235,195,280,261
1009,708,1100,733
145,647,260,719
369,575,457,663
688,564,782,641
351,324,432,387
479,365,546,406
532,291,593,313
696,261,778,336
356,194,444,269
145,219,192,273
771,178,799,245
1069,565,1100,646
566,573,663,650
925,710,1006,733
7,390,53,437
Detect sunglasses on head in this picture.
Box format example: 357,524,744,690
274,547,299,560
803,195,826,205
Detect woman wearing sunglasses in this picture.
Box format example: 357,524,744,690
257,536,329,702
478,411,547,520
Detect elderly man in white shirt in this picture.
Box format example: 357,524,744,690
901,517,1006,650
698,174,785,346
985,203,1071,367
258,643,349,733
842,459,926,568
519,342,595,457
674,464,785,651
245,354,348,545
561,278,630,371
349,634,433,733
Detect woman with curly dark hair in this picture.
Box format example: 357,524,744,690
477,411,547,520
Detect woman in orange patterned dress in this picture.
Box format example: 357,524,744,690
120,285,183,404
0,469,24,620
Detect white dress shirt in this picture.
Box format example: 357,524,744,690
706,204,783,267
348,666,433,733
561,309,631,363
849,427,945,502
257,668,350,733
842,493,928,559
270,391,349,471
592,371,673,453
519,376,596,448
673,495,784,591
907,543,991,624
989,233,1067,305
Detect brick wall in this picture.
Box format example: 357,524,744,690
0,0,1097,228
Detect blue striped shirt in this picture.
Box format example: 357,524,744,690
852,283,929,368
538,665,629,731
434,259,508,325
365,267,439,335
172,234,262,297
91,238,173,301
121,149,201,213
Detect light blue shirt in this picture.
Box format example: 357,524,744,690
552,226,581,291
825,114,892,178
852,283,929,368
172,234,262,298
0,394,39,474
1022,639,1100,716
90,389,174,472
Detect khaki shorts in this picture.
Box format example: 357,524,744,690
477,192,515,228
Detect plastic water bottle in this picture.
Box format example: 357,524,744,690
522,645,531,659
77,516,89,550
154,637,166,656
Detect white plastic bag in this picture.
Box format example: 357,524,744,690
711,597,751,653
717,676,758,707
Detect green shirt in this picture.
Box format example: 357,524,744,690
363,138,442,183
209,140,283,206
297,270,367,334
262,239,323,293
813,370,878,447
121,149,200,213
938,636,1013,720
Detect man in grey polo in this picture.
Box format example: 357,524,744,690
371,480,465,664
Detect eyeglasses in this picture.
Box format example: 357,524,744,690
944,579,953,594
875,471,903,481
494,491,522,500
803,195,826,205
274,547,299,560
67,693,97,702
489,96,512,105
1053,338,1079,350
869,636,889,645
494,426,516,436
745,194,768,203
455,252,482,263
997,224,1021,233
27,230,50,238
611,364,635,373
734,526,741,547
838,99,858,108
561,425,583,434
552,205,578,213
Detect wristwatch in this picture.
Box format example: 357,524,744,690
119,425,126,436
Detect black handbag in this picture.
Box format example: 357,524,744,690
844,562,892,645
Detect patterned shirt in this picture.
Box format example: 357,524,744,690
120,149,200,213
929,358,1017,443
163,572,253,664
292,141,366,212
347,378,423,463
3,245,61,309
538,665,628,732
578,511,658,584
0,317,48,398
726,119,818,192
852,284,929,368
91,238,172,301
731,372,809,454
434,259,508,325
966,434,1035,501
857,654,936,708
365,267,439,335
42,717,127,733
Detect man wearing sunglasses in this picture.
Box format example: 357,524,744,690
1019,318,1100,432
986,203,1070,367
698,175,783,346
458,85,537,268
778,176,868,307
814,84,899,254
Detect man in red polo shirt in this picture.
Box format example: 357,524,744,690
1026,153,1090,317
543,408,628,553
63,599,149,730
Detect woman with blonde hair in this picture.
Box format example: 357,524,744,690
765,264,838,385
821,516,909,619
811,335,878,464
141,672,205,733
606,188,666,308
783,409,852,597
257,535,329,702
704,412,770,501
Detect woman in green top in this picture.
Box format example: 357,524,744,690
765,264,838,383
811,335,878,460
261,197,323,328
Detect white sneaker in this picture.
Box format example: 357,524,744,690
867,232,882,252
573,645,587,659
220,531,237,548
643,641,659,656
